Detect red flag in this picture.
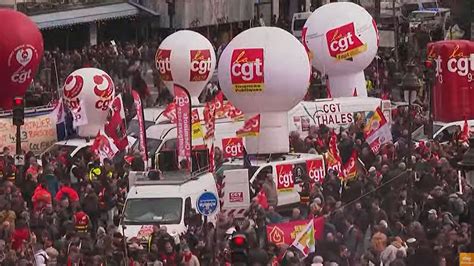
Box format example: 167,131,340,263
209,143,215,173
163,102,177,123
104,94,128,151
174,84,192,170
257,190,269,209
132,90,148,163
90,130,119,163
342,150,358,180
353,88,358,96
236,114,260,137
459,117,470,143
326,130,342,175
204,94,218,140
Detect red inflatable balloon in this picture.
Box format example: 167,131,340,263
427,40,474,122
0,9,44,109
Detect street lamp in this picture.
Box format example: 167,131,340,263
400,63,421,169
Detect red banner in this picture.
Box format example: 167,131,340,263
222,137,244,158
90,130,119,163
326,131,342,174
306,159,325,184
276,164,294,192
174,85,192,168
266,217,325,246
236,114,260,137
132,90,148,163
104,94,128,151
428,40,474,122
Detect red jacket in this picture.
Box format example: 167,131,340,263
32,185,52,209
55,185,79,202
11,227,29,251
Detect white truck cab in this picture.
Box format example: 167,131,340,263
218,153,325,209
291,12,312,41
120,169,219,242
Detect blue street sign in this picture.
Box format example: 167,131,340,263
196,191,218,216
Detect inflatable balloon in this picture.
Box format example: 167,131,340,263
63,68,115,137
218,27,310,154
0,9,44,109
304,2,378,97
155,30,216,105
427,40,474,122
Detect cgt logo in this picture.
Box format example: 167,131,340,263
155,49,173,81
230,48,264,92
229,192,244,203
190,49,212,82
326,22,367,60
8,44,38,84
175,95,189,107
306,159,325,184
93,74,114,111
434,45,474,83
276,164,294,191
222,137,244,158
63,75,84,99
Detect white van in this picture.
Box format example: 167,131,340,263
218,153,325,209
41,135,136,163
291,12,312,41
413,120,474,144
121,169,219,242
289,97,392,137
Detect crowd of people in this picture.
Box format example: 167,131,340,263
0,89,472,265
1,10,471,266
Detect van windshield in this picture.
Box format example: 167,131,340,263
293,19,307,32
123,198,182,225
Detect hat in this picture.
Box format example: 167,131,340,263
369,166,376,173
449,193,458,198
406,238,417,244
313,256,324,263
428,209,437,215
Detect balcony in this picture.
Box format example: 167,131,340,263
16,0,125,16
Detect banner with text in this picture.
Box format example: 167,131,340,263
0,113,57,155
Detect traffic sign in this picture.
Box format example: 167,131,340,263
196,191,218,216
14,154,24,166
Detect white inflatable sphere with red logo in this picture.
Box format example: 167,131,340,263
156,30,216,104
304,2,378,97
218,27,310,113
218,27,310,154
62,68,115,137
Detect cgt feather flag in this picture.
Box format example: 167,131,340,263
236,114,260,137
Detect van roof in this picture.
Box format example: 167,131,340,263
128,171,215,198
224,153,323,167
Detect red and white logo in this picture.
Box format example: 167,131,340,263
306,159,325,184
63,75,84,100
230,48,264,92
222,137,244,158
229,192,244,203
155,49,173,81
434,45,474,81
190,49,212,82
93,74,114,111
326,22,367,60
276,164,294,191
8,44,38,84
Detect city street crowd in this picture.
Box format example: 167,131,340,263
1,20,471,266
